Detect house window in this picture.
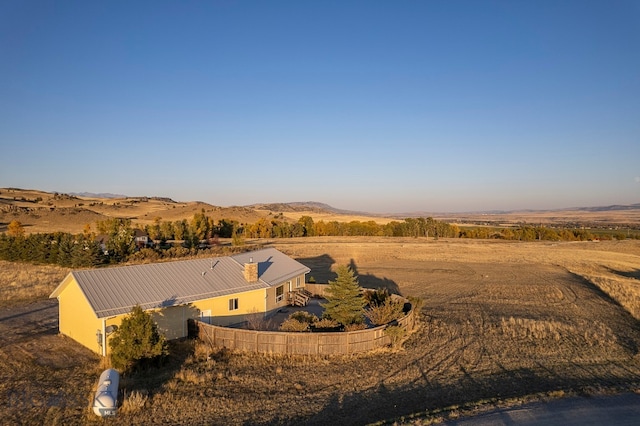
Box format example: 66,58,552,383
276,285,284,303
228,298,239,311
296,277,301,288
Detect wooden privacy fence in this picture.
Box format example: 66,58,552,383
304,283,331,298
192,308,416,355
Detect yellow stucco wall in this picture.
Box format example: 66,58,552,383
192,287,266,326
56,275,103,355
56,273,307,356
265,274,306,314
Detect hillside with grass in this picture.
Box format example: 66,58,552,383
2,187,638,237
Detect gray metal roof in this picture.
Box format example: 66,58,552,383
231,247,310,286
50,248,309,319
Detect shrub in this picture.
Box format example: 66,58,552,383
175,368,207,385
312,318,340,331
109,305,168,372
289,311,318,324
384,325,407,348
231,230,245,246
365,298,405,326
364,288,390,306
120,390,148,414
279,311,318,332
344,323,366,331
280,318,310,332
407,295,424,314
128,247,161,262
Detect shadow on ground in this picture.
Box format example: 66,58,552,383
296,254,401,295
270,360,640,426
119,339,195,398
568,271,640,354
348,258,401,295
607,267,640,280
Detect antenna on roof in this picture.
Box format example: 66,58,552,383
211,260,219,270
201,271,206,277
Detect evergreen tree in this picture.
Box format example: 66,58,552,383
321,265,366,326
56,233,74,267
71,235,104,267
217,219,235,238
109,305,167,372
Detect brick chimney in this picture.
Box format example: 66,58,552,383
243,258,258,282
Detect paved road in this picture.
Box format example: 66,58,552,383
445,393,640,426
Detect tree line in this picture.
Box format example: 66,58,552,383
142,212,461,240
1,213,637,267
0,231,105,267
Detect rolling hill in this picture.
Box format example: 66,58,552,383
1,187,638,235
0,188,272,234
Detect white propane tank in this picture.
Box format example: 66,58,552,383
93,368,119,417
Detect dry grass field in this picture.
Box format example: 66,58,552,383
0,261,69,307
1,237,639,424
440,208,640,227
265,209,397,225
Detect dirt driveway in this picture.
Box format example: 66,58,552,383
0,300,99,424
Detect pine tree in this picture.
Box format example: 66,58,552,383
71,235,104,267
321,265,366,326
109,305,167,372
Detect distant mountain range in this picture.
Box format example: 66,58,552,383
570,203,640,212
66,191,640,217
394,203,640,218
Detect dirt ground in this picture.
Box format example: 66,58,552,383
1,238,640,425
0,299,101,425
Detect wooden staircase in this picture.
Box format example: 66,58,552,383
289,289,312,307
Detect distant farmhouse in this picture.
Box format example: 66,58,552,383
95,229,152,255
133,228,151,248
50,248,310,356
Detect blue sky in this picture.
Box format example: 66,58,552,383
1,1,639,213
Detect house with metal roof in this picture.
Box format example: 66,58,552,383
50,247,310,356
